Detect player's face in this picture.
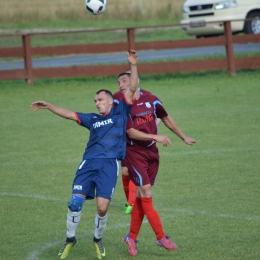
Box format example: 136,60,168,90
94,91,113,115
117,75,130,94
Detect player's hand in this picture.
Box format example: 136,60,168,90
30,101,49,111
184,137,196,146
154,135,171,146
127,49,138,65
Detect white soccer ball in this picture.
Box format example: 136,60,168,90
85,0,107,15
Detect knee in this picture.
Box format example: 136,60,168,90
68,194,86,212
97,197,110,217
138,185,152,198
97,207,108,217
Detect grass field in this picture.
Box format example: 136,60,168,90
0,70,260,260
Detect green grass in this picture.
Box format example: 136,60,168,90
1,70,260,260
0,19,182,31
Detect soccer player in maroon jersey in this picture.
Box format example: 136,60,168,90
119,79,196,256
114,72,159,214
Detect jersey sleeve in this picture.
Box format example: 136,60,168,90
74,112,93,129
154,100,168,118
153,95,168,118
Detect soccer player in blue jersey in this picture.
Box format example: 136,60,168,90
30,50,138,260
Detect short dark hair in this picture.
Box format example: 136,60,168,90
117,70,131,79
96,89,113,99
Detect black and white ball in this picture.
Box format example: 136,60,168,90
85,0,107,15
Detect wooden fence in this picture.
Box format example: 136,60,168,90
0,20,260,85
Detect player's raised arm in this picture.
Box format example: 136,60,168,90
125,50,138,104
161,115,196,145
30,100,77,121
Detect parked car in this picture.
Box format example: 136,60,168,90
181,0,260,37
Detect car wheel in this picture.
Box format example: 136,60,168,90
244,11,260,34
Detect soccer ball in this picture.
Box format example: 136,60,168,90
85,0,107,15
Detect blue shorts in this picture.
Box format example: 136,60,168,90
72,158,119,200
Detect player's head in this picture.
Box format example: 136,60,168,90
117,70,131,95
117,70,140,95
95,89,114,115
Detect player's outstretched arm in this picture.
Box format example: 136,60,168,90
30,101,77,121
161,115,196,145
127,128,171,147
125,49,138,104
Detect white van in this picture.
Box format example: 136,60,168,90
181,0,260,37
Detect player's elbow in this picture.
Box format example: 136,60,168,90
126,129,136,139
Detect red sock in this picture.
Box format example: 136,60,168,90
129,197,144,240
122,175,130,201
141,197,166,240
128,181,136,205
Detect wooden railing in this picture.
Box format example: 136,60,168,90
0,20,260,85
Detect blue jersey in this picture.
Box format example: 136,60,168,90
75,98,132,160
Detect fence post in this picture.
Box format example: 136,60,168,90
127,28,135,51
224,21,236,76
22,34,34,85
